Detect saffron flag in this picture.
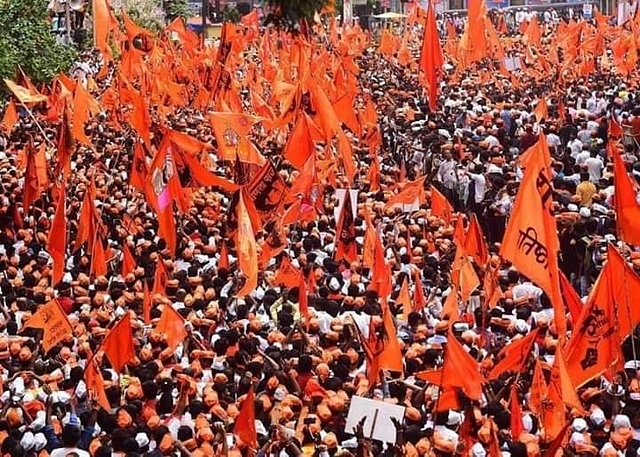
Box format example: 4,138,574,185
23,299,73,352
1,100,19,134
384,177,426,211
500,133,564,335
234,387,258,450
430,186,454,224
612,143,640,245
235,190,259,297
334,191,358,263
4,79,48,104
565,244,640,386
488,328,539,380
102,315,135,373
245,160,287,222
209,112,265,165
419,0,444,111
48,181,67,286
155,304,188,351
84,357,110,410
464,214,489,267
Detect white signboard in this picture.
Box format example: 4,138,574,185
334,189,358,222
583,3,593,19
345,396,406,444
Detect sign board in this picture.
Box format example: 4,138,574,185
344,0,353,25
334,189,358,222
345,397,406,444
583,3,593,18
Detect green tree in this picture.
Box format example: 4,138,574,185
264,0,334,31
0,0,76,89
163,0,188,22
223,5,241,23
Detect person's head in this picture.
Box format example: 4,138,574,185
62,425,82,447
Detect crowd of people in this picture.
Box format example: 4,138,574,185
1,3,640,457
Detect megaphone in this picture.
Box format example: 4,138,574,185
69,0,84,11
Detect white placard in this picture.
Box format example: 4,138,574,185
345,396,406,444
334,189,358,222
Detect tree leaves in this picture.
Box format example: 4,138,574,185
0,0,76,93
264,0,333,31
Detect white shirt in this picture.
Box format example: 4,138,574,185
512,282,543,302
569,139,583,158
585,156,604,182
575,150,591,166
468,173,487,203
50,449,91,457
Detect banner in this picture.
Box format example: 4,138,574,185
246,161,287,222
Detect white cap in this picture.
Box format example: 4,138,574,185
447,410,463,426
579,207,591,218
20,432,35,451
613,414,631,430
569,431,586,446
471,442,487,457
590,407,605,427
135,432,150,449
33,433,47,452
572,417,588,432
522,414,533,432
567,204,579,212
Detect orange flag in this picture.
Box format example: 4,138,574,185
384,177,426,211
152,256,169,296
413,270,426,311
129,141,148,192
156,304,188,351
1,100,19,134
22,299,73,352
564,244,640,387
307,77,341,142
298,272,309,324
284,113,316,170
533,97,548,123
84,356,110,410
523,16,542,47
333,93,362,137
218,240,230,270
92,0,115,58
417,330,486,399
452,214,466,245
275,256,302,288
419,0,444,111
529,358,548,416
22,142,47,212
209,112,264,165
48,181,66,285
102,315,135,372
452,245,480,302
121,243,136,277
142,281,151,324
500,133,564,335
378,303,404,374
90,235,108,278
510,387,524,440
612,143,640,245
335,192,358,263
430,186,454,224
559,270,582,323
396,277,413,319
441,286,460,322
488,328,539,379
56,103,74,178
464,214,489,266
235,190,259,297
234,387,258,450
72,83,95,145
3,79,48,104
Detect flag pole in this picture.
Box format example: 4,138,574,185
620,241,639,366
19,101,56,148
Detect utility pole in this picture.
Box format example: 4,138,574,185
202,0,208,46
65,0,72,44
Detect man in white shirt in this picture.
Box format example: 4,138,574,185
584,151,604,183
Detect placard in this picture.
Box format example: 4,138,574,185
345,396,406,444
